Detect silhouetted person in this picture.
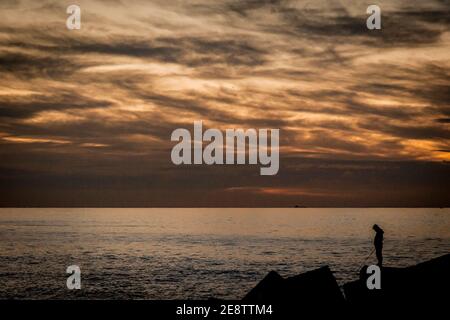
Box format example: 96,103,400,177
373,224,384,267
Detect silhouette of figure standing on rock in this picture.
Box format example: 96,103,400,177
373,224,384,267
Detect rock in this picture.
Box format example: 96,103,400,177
344,253,450,309
243,270,284,301
244,266,345,308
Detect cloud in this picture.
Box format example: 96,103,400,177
0,51,81,79
0,0,449,206
0,92,112,119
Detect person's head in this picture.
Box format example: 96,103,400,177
373,224,382,232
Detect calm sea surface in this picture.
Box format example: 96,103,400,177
0,208,449,299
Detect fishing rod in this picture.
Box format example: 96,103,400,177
357,247,375,272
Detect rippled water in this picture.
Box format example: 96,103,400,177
0,208,449,299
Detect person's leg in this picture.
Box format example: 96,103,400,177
376,247,383,267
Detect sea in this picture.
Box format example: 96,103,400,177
0,208,449,299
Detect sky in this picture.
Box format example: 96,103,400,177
0,0,449,207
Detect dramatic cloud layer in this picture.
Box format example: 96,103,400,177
0,0,449,206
